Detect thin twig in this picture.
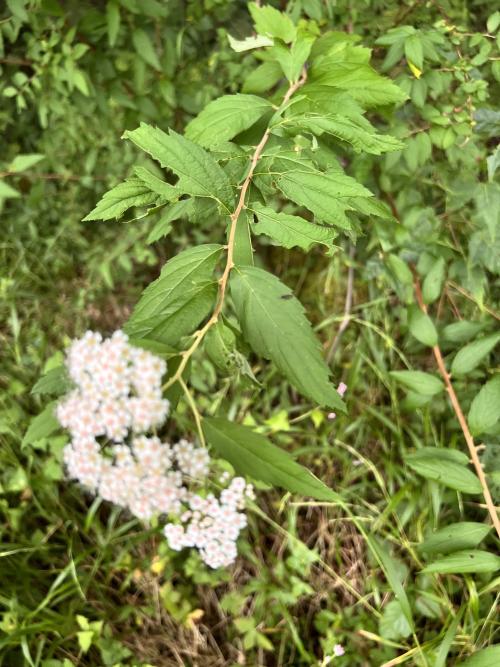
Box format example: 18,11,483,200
414,277,500,539
326,244,355,364
179,376,206,447
163,69,308,391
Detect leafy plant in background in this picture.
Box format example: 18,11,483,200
2,1,500,665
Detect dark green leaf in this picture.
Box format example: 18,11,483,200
203,417,340,501
390,370,443,395
230,266,345,411
408,305,438,347
31,366,70,397
83,178,159,221
422,550,500,574
123,124,234,211
406,450,481,494
418,522,491,555
451,333,500,376
22,402,59,446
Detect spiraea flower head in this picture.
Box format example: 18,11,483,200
56,330,253,569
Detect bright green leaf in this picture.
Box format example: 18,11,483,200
406,450,481,494
185,94,272,148
422,256,445,304
83,178,159,221
248,2,296,43
408,305,438,347
458,646,500,666
22,402,59,447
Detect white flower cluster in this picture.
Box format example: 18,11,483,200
56,331,252,569
164,472,255,569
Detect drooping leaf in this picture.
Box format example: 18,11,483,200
406,449,481,494
418,522,491,555
185,94,272,148
309,61,407,107
22,402,60,446
83,178,160,221
250,203,336,250
442,321,487,344
390,370,443,395
451,333,500,376
230,266,345,411
408,305,438,347
205,322,236,372
203,417,340,501
125,244,222,345
421,550,500,574
106,1,120,47
277,168,373,229
248,2,296,43
292,114,404,155
468,375,500,436
123,124,234,211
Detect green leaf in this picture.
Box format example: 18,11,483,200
366,536,414,631
434,611,464,667
228,34,274,52
205,322,236,372
406,450,481,494
147,199,193,244
468,376,500,436
134,166,180,198
0,181,21,199
242,60,283,94
418,522,491,555
248,2,296,43
379,600,413,640
310,61,407,107
125,244,222,345
272,34,313,82
124,124,234,211
233,210,254,265
185,94,272,148
203,417,340,501
404,34,424,70
132,28,160,70
294,114,404,155
390,370,443,395
408,305,438,347
83,178,159,221
22,402,59,446
230,266,345,411
458,646,500,667
277,169,372,230
422,550,500,574
77,630,94,653
31,366,70,396
250,203,336,251
451,333,500,376
442,321,487,344
422,256,445,304
8,153,44,172
106,1,120,47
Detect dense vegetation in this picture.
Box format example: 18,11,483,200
1,1,499,665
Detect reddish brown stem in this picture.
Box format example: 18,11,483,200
414,278,500,539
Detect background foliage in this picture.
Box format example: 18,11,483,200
1,1,499,666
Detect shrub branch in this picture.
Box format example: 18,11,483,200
414,277,500,539
164,69,308,391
